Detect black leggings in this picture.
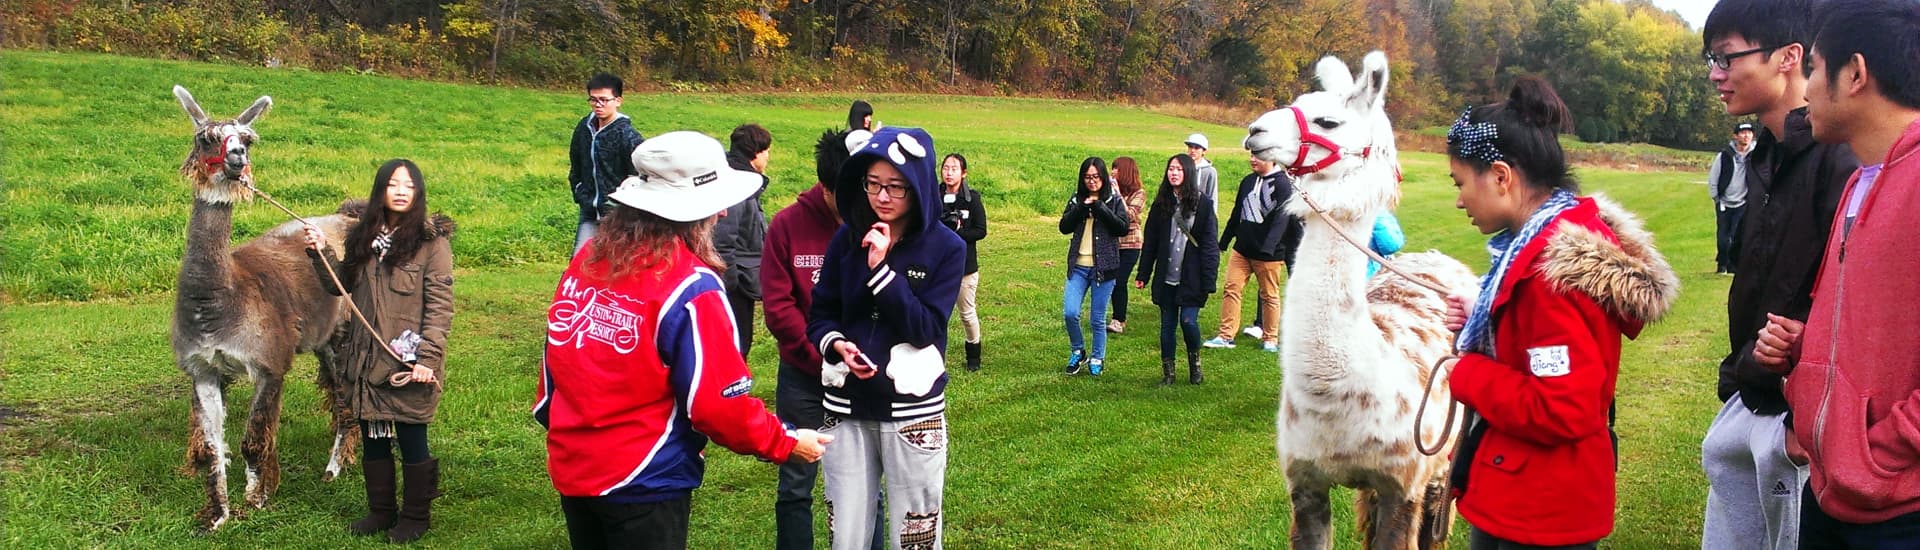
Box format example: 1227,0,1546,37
1112,249,1142,322
361,421,431,464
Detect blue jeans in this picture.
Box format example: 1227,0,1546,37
1159,305,1201,359
1062,265,1115,360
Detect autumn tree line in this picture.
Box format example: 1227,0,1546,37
1,0,1732,149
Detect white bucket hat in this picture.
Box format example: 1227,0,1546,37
607,131,761,222
1184,132,1210,150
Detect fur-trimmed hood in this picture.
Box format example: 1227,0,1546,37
1534,194,1678,327
335,198,458,240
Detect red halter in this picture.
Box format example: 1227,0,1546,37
1282,106,1373,178
201,134,243,171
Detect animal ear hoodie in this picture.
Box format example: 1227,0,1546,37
808,127,967,421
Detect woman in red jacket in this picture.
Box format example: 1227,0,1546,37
538,131,832,550
1438,78,1678,548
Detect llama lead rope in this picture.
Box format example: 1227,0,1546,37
1293,188,1450,296
242,181,439,388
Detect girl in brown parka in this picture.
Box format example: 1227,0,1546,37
304,158,455,543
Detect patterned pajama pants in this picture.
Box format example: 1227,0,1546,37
821,414,948,550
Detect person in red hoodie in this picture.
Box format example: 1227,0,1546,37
1758,1,1920,544
1438,78,1678,548
537,131,831,550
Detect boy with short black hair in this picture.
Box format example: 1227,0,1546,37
1759,0,1920,545
567,72,645,254
1698,1,1858,548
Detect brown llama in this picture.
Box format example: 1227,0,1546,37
170,85,360,531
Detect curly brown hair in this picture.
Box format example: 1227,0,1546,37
580,204,723,283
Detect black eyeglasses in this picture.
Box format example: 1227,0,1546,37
587,96,618,105
1704,44,1787,71
865,181,910,198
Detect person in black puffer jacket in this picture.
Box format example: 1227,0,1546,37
1058,157,1130,377
1135,154,1219,386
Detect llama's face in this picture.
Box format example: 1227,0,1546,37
1244,52,1399,220
174,86,271,202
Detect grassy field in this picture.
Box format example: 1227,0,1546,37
3,50,1726,548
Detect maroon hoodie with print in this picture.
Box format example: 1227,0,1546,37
762,183,839,375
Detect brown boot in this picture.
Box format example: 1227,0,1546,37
389,458,441,543
349,458,397,535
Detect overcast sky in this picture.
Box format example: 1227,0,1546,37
1648,0,1712,30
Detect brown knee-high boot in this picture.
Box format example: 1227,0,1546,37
389,458,441,543
349,458,397,535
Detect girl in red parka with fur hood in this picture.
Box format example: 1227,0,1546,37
1438,78,1679,548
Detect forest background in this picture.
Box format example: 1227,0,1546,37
2,0,1732,149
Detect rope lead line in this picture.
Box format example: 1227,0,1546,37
243,181,436,388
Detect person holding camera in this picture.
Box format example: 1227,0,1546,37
939,153,988,372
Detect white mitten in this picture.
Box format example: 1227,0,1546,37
821,358,850,388
886,343,945,396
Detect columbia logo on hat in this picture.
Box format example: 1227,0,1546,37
607,131,761,222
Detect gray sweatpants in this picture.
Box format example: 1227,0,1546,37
1702,394,1807,550
822,414,948,550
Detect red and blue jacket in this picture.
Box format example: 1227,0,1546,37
537,242,795,502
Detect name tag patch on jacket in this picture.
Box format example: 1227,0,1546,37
721,376,754,398
1528,345,1571,377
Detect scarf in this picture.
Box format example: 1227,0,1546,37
1166,204,1194,286
371,225,395,262
1457,189,1579,356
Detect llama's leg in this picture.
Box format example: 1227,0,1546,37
183,394,210,477
315,346,354,481
1362,485,1420,550
1289,479,1334,550
241,364,286,509
189,371,233,531
1355,489,1377,548
1416,475,1455,550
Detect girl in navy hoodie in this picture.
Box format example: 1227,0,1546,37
1135,154,1219,385
1058,157,1131,376
808,127,966,550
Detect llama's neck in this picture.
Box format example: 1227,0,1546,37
178,198,235,295
1281,208,1380,386
1289,211,1375,313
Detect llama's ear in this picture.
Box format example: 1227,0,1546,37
174,85,208,127
236,96,272,127
1315,56,1354,95
1346,51,1391,113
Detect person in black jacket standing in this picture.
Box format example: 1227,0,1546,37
1697,2,1859,548
1707,122,1755,275
1203,154,1302,353
567,73,645,255
1135,154,1218,386
940,153,988,371
1059,157,1130,376
714,123,772,355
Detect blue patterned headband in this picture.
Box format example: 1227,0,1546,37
1447,107,1503,164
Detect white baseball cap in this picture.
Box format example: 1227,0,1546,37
607,131,761,222
1185,132,1209,150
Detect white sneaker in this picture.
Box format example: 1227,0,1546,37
1202,337,1235,349
1242,326,1264,339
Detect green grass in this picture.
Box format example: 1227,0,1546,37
3,50,1726,548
